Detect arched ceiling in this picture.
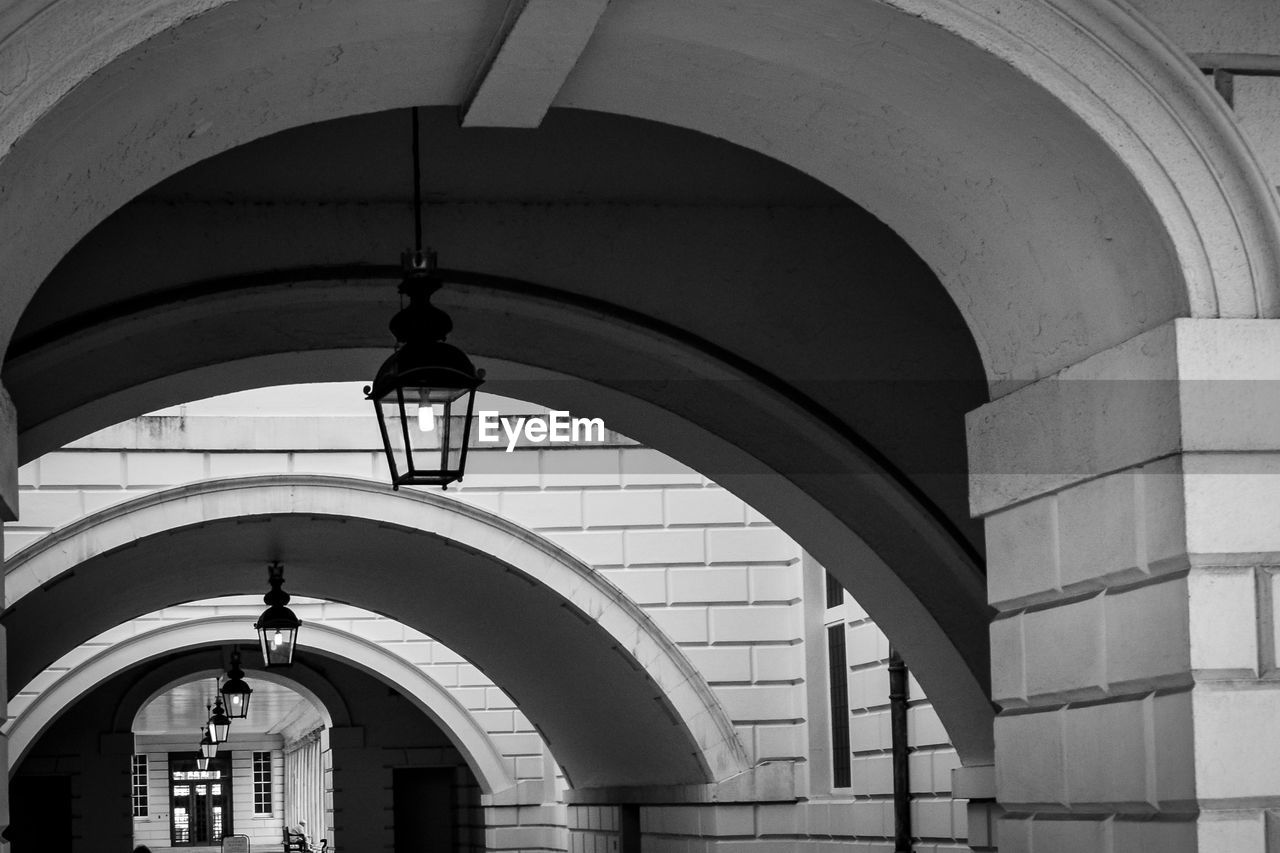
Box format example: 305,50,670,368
3,0,1274,392
134,676,315,737
7,107,986,557
2,106,997,747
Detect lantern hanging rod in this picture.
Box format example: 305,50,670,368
412,107,423,255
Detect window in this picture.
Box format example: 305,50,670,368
253,751,273,815
827,623,851,788
824,572,852,788
132,754,149,817
825,571,844,608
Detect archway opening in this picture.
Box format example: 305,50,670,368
6,106,996,764
4,477,745,789
11,645,486,853
131,674,327,850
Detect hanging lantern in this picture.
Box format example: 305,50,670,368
208,696,232,744
196,753,211,772
199,726,218,760
367,108,484,490
254,562,300,667
220,651,253,720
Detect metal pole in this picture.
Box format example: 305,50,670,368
411,107,423,253
888,646,912,852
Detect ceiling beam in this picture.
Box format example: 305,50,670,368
460,0,610,128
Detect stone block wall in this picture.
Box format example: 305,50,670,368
4,406,805,773
3,385,973,852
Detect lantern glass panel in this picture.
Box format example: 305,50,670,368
196,755,210,771
373,385,477,486
258,624,298,667
222,686,251,720
210,719,230,744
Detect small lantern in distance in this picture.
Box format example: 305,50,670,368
220,651,253,720
199,726,218,760
254,562,300,667
208,696,231,744
196,753,211,772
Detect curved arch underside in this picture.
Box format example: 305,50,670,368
4,108,999,763
3,477,745,790
1,0,1276,388
8,328,1000,765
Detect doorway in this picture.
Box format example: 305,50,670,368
393,767,455,853
169,755,233,846
5,775,73,853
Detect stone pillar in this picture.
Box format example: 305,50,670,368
969,319,1280,851
0,385,15,852
326,726,374,851
93,732,136,848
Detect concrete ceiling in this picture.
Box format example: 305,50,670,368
139,107,847,206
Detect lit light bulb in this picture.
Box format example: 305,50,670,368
417,404,435,432
230,696,242,709
272,630,283,648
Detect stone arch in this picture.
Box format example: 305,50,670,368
0,0,1275,384
3,475,747,791
8,344,1000,766
3,0,1270,772
6,617,513,794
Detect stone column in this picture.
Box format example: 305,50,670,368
326,726,373,850
969,319,1280,851
0,385,15,852
93,732,136,848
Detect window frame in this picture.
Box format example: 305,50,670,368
823,572,852,790
131,754,149,818
253,750,274,815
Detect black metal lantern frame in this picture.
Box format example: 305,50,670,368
208,695,231,744
220,650,253,720
366,108,484,490
255,562,300,667
199,725,218,760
